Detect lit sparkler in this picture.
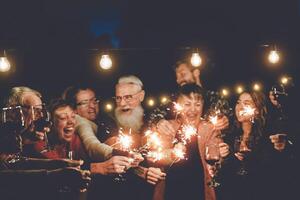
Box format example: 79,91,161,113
239,105,256,123
209,109,221,126
181,125,197,142
173,102,183,120
112,128,133,151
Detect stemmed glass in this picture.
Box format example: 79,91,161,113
0,105,25,132
31,104,52,153
234,136,254,175
205,143,221,188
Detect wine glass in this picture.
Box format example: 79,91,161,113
234,136,254,175
0,106,25,133
205,143,221,188
31,104,52,153
0,105,25,154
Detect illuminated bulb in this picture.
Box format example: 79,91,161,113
221,89,229,97
190,52,202,67
0,57,11,72
148,98,155,107
280,76,289,85
268,50,280,64
99,54,112,70
236,86,244,94
253,83,261,91
160,96,168,104
105,103,113,111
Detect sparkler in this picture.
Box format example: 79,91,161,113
173,102,183,120
209,109,221,126
239,105,256,123
111,128,133,151
181,125,197,142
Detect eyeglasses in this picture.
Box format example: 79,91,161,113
76,98,100,107
114,91,141,103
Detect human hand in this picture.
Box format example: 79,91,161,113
129,152,144,168
270,134,287,151
207,164,217,177
156,119,176,138
219,142,230,158
145,167,166,185
91,156,131,175
213,115,229,131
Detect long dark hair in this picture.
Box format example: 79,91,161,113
234,90,268,138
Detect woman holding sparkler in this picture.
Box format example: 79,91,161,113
157,83,230,200
217,90,295,200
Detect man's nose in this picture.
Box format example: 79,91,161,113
119,98,127,106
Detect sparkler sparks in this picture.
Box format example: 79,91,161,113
239,105,256,123
181,125,197,142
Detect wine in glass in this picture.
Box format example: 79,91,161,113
234,136,254,175
205,143,221,188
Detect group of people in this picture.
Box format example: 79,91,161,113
0,60,297,200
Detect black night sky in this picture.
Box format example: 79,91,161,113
0,0,299,106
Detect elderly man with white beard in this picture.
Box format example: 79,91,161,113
100,75,166,200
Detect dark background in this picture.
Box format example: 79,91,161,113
0,0,299,106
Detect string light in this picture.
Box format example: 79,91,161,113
221,88,229,97
0,50,11,72
160,96,169,104
99,54,112,70
147,98,155,107
236,85,244,94
190,52,202,67
280,75,290,85
105,103,113,112
268,50,280,64
253,82,262,91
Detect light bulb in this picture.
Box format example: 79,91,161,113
190,53,202,67
221,88,229,97
0,57,11,72
268,50,280,64
160,96,169,104
236,85,244,94
99,54,112,70
253,83,261,91
105,103,113,111
280,76,289,85
148,98,155,107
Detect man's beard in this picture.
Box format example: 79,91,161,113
115,105,144,132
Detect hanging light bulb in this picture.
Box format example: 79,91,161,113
0,50,11,72
190,52,202,67
253,83,262,91
147,98,155,107
221,88,229,97
99,54,112,70
236,85,244,94
268,50,280,64
280,75,289,85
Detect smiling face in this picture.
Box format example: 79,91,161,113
21,92,43,129
177,93,204,126
115,83,145,116
53,106,76,143
235,92,258,123
75,89,99,122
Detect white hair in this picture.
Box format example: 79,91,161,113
7,86,42,106
117,75,143,90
